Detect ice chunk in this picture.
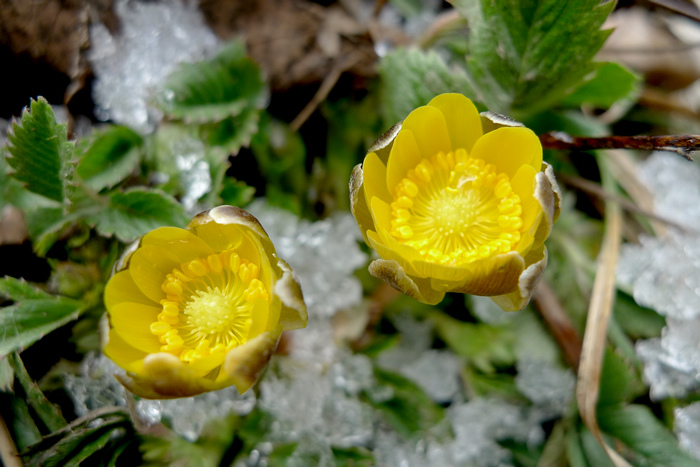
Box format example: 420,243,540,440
136,385,256,441
400,350,461,404
64,353,255,441
516,360,575,415
247,201,367,321
637,152,700,231
259,355,375,450
675,402,700,460
636,318,700,400
64,353,127,416
88,0,219,132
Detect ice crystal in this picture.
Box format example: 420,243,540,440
88,0,219,132
516,359,575,415
676,402,700,460
617,152,700,400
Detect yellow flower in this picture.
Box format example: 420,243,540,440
102,206,308,399
350,93,560,310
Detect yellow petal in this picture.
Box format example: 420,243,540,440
362,152,391,204
367,230,421,276
109,302,162,354
129,244,183,302
428,93,483,153
103,329,146,374
432,251,525,296
104,270,154,310
246,298,272,339
490,245,547,311
223,325,283,394
349,163,375,243
368,259,445,305
386,129,423,192
470,127,542,178
510,164,540,232
274,258,308,331
400,105,452,158
185,352,226,378
116,352,221,399
141,227,215,264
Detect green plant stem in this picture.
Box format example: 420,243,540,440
8,353,67,432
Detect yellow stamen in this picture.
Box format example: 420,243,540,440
389,151,524,266
148,248,270,369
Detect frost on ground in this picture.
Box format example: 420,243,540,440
616,152,700,457
88,0,219,132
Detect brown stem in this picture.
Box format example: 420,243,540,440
540,133,698,161
532,280,582,370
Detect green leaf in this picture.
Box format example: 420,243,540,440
430,311,515,372
5,97,72,202
0,277,51,301
598,404,700,466
332,446,374,466
561,62,641,109
22,414,129,467
0,298,81,358
454,0,615,116
613,292,666,340
597,348,644,408
220,178,255,207
24,206,97,257
367,367,444,437
201,106,261,155
379,47,476,125
76,126,143,191
89,188,188,242
158,40,266,123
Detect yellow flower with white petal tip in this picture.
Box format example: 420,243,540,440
350,93,560,311
102,206,307,399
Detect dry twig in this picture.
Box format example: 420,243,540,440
540,133,698,161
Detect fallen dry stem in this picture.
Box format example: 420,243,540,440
576,159,630,466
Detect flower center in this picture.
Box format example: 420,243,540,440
389,149,523,266
149,249,269,364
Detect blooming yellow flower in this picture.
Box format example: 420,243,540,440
102,206,308,399
350,93,560,310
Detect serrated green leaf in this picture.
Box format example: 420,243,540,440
5,97,72,202
201,106,261,155
0,298,81,358
561,62,641,109
158,40,266,123
89,188,188,242
379,47,477,125
367,367,444,437
0,277,51,301
598,405,700,466
455,0,615,116
76,126,143,191
430,311,515,372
